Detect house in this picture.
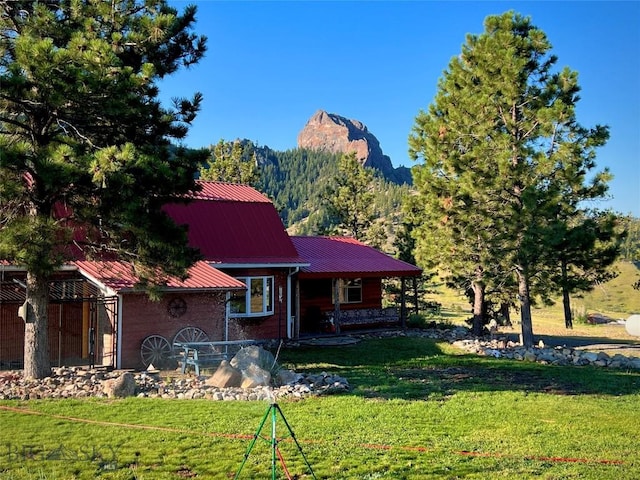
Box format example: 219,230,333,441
0,181,421,370
162,182,310,343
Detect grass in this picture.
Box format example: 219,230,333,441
1,336,640,479
1,263,638,479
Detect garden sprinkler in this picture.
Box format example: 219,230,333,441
234,353,316,479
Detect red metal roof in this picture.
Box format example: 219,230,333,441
165,181,306,265
73,260,245,293
291,236,422,278
191,181,273,203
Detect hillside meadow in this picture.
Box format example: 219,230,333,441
425,261,640,339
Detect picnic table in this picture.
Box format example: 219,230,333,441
173,340,257,376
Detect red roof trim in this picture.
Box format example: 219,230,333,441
74,260,246,293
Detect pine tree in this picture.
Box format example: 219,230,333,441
549,210,622,328
324,152,377,242
0,1,207,378
199,139,259,186
409,12,612,346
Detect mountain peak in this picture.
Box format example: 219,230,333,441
297,110,410,184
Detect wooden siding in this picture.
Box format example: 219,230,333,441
48,303,84,366
0,304,24,369
0,299,112,369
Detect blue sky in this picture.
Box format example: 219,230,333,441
161,1,640,216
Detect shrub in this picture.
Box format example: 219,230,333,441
572,305,589,324
407,313,430,329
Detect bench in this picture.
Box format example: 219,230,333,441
332,307,400,330
174,340,257,376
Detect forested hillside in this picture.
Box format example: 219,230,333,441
256,147,339,228
253,145,410,240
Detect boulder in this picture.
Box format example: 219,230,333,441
240,363,272,389
102,372,136,398
275,368,303,386
231,346,276,373
205,361,242,388
581,352,600,363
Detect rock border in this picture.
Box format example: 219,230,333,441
354,327,640,370
2,327,638,401
0,367,349,401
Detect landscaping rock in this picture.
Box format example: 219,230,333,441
430,328,640,371
205,360,242,388
0,363,350,401
240,363,272,388
102,372,136,398
275,368,304,386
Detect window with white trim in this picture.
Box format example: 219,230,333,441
334,278,362,304
230,276,274,317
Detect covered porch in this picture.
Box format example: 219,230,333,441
290,236,422,337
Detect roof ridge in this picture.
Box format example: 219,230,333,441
191,180,271,203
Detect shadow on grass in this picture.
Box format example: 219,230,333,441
279,336,640,400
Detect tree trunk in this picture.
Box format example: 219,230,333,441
561,260,573,329
400,277,407,329
23,271,51,379
471,281,485,336
500,303,512,327
562,287,573,329
516,269,535,348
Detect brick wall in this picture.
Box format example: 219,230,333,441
120,291,228,369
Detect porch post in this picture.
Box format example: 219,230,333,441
333,278,341,335
116,294,123,369
400,277,407,329
413,276,419,315
294,276,301,339
82,283,90,359
224,291,230,342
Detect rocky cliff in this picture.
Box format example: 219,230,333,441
297,110,411,184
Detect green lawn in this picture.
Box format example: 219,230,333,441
1,336,639,479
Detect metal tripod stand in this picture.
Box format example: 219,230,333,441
234,402,317,480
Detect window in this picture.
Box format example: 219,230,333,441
334,278,362,304
230,276,274,317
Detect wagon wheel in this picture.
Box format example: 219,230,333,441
140,335,175,369
172,327,213,354
173,326,210,343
